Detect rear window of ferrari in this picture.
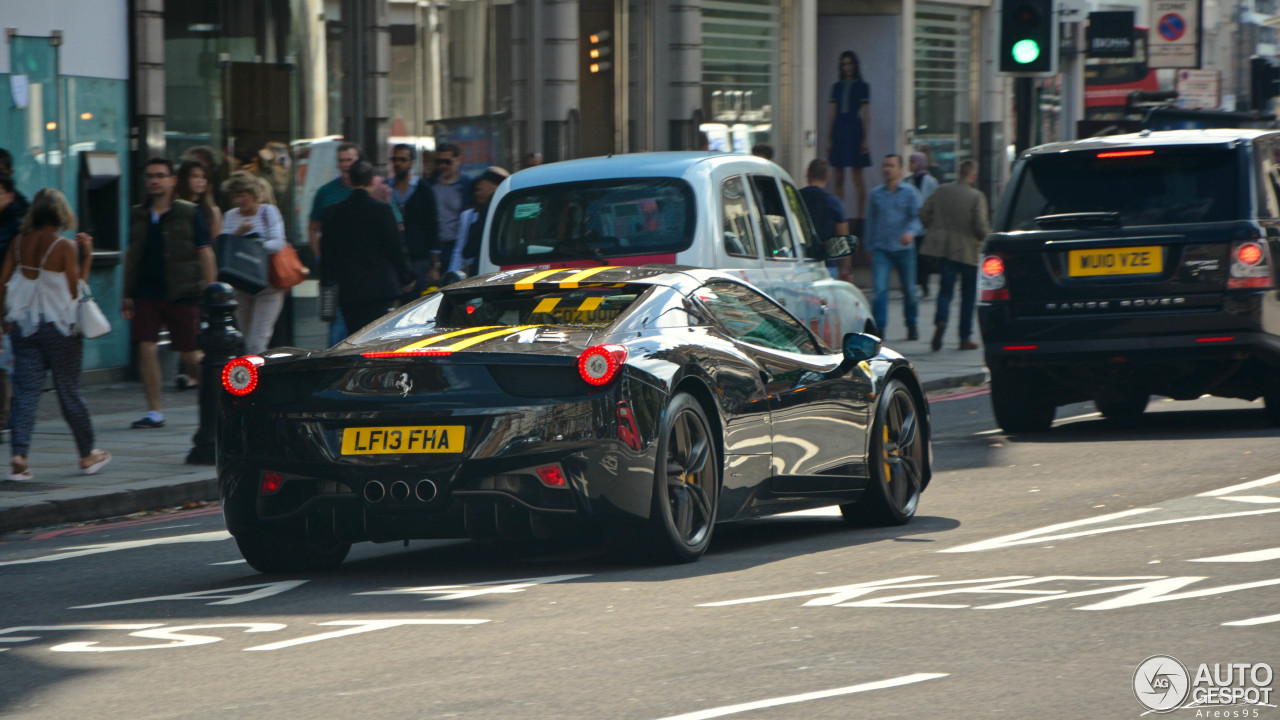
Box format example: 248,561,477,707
349,285,651,344
1002,146,1244,231
489,178,696,266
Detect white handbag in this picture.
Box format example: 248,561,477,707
77,280,111,339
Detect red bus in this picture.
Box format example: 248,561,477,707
1085,26,1159,119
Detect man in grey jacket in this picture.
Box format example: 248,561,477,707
919,159,990,351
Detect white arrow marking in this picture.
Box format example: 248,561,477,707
1216,495,1280,504
72,581,309,609
940,508,1280,553
650,673,949,720
243,619,489,651
0,531,230,566
1189,547,1280,563
1223,613,1280,627
1198,473,1280,497
355,574,589,601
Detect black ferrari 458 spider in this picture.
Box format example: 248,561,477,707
217,265,932,572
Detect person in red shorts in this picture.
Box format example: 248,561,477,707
121,158,216,428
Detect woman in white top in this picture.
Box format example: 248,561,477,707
0,188,110,480
222,172,288,355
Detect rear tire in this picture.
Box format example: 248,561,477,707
234,529,351,574
842,379,924,526
1095,393,1150,419
1264,375,1280,426
990,367,1055,434
606,393,718,564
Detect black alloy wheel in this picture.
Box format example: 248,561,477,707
234,529,351,574
843,378,924,526
607,393,719,563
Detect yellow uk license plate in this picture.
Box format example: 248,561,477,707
341,426,465,455
1067,246,1163,277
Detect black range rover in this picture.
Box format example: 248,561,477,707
979,129,1280,432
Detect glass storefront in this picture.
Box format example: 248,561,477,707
1,33,131,370
701,0,780,152
914,4,977,181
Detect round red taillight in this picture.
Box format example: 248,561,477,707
1238,242,1264,266
981,255,1005,278
222,356,263,396
578,345,628,386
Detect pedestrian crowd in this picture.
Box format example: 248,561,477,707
0,138,518,481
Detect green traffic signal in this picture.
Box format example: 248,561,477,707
1012,38,1041,64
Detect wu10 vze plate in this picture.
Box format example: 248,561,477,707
341,426,466,455
1068,246,1163,277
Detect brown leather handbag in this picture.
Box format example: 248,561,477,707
269,244,308,289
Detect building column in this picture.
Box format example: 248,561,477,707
133,0,165,162
897,0,916,157
512,0,531,157
786,0,818,177
978,6,1009,200
664,0,701,150
541,0,579,161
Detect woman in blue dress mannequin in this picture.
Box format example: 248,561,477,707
828,50,872,221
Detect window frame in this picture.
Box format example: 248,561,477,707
720,174,761,259
749,174,801,261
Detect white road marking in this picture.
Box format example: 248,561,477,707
0,624,165,652
210,559,248,566
355,574,589,601
72,581,308,609
1198,473,1280,497
941,507,1280,553
243,619,489,652
0,531,230,566
52,623,287,653
1217,495,1280,504
650,673,949,720
975,411,1101,435
1189,547,1280,563
1223,613,1280,627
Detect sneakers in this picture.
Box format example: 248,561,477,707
175,374,198,391
907,325,920,341
959,340,980,350
931,323,946,352
131,416,166,429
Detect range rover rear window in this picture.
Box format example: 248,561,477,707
1003,147,1242,231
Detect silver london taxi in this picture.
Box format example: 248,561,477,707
475,152,874,347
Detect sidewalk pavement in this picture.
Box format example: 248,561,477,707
0,287,987,535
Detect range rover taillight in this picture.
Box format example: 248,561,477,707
1228,239,1274,289
980,254,1008,301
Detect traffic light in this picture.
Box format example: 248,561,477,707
1000,0,1056,74
588,30,612,74
1250,56,1280,112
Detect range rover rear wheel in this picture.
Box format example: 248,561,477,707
1264,376,1280,426
1095,393,1150,419
990,367,1055,434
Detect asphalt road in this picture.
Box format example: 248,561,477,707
2,391,1277,719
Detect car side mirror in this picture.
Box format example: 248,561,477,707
826,235,858,259
842,332,881,363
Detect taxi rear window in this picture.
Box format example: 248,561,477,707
1003,147,1243,230
489,178,695,265
438,286,648,328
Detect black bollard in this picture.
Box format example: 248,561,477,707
186,283,244,465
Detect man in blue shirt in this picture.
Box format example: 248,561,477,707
864,154,923,340
798,158,852,282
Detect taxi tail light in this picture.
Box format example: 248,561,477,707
1227,239,1273,289
980,254,1008,301
260,472,284,495
578,344,628,386
616,401,642,450
222,355,264,396
536,464,567,487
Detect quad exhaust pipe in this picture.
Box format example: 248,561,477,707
363,478,438,504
